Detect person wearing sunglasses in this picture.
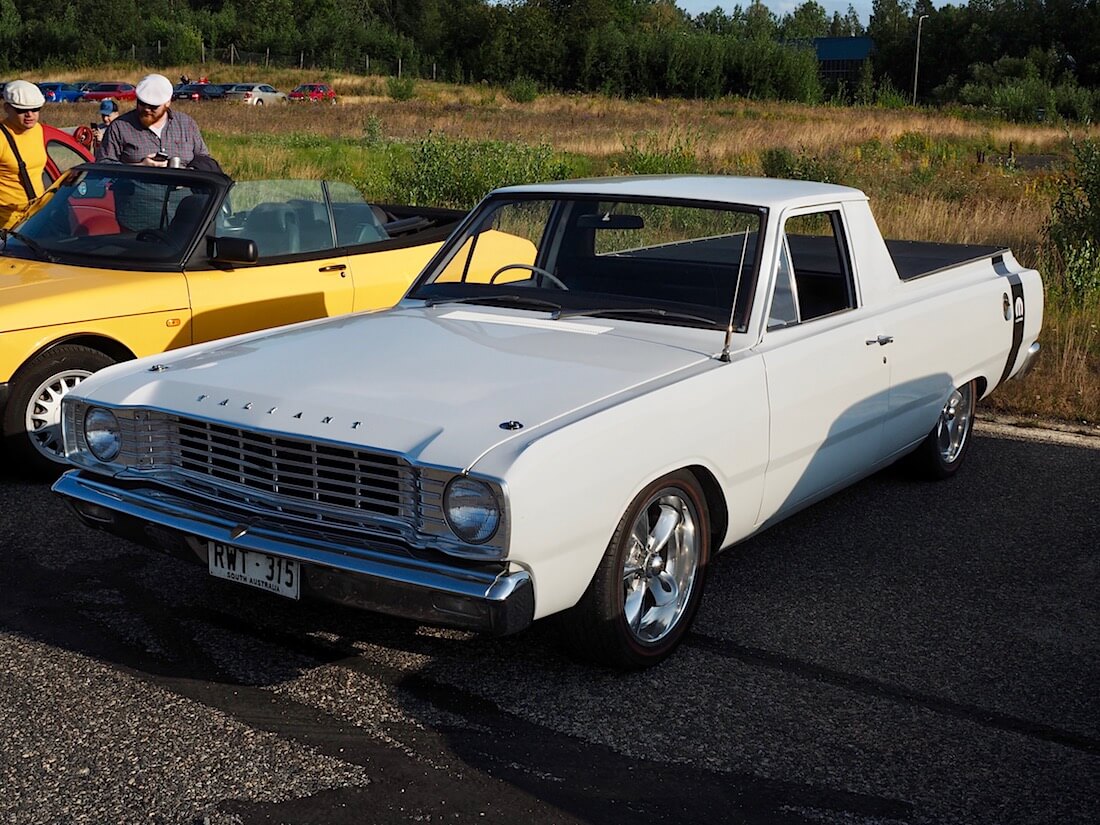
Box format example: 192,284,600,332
95,73,221,232
0,79,47,231
95,73,213,169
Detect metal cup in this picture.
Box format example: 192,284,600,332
167,156,183,168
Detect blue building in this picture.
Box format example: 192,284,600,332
813,37,874,87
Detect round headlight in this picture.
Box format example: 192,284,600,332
443,477,500,544
84,407,121,462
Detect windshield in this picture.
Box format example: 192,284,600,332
5,167,218,267
408,194,763,329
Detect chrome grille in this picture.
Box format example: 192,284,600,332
64,401,508,560
76,406,420,531
169,417,413,518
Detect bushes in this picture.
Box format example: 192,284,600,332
386,76,417,101
1047,137,1100,304
390,134,570,208
506,76,539,103
761,147,843,183
955,50,1096,123
613,130,701,175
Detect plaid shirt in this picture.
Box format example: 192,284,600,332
95,108,210,165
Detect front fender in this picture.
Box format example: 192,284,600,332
479,355,769,619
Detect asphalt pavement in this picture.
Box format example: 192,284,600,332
0,425,1097,825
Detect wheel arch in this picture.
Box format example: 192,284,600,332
17,334,138,379
685,464,729,552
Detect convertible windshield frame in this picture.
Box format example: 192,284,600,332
408,192,768,332
4,163,231,271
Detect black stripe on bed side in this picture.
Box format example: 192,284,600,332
997,266,1025,388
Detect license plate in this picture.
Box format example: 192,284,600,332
207,541,299,600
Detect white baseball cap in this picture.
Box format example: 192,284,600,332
135,74,173,107
4,80,46,110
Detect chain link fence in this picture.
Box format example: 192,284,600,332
117,43,449,81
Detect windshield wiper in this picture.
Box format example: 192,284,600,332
555,306,718,327
1,228,58,263
423,294,564,313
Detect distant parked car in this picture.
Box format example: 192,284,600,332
223,83,287,106
74,81,101,92
173,83,225,102
82,82,136,102
38,82,85,103
288,83,337,104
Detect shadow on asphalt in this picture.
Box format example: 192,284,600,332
1,433,1097,823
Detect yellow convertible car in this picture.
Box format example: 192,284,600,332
1,163,531,476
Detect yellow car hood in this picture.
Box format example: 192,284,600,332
0,257,189,333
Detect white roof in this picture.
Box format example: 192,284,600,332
494,175,867,210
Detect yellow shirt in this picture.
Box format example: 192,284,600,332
0,123,46,230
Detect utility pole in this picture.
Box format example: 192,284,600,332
912,14,929,106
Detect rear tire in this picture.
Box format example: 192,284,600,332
909,379,977,480
559,471,710,669
2,345,116,479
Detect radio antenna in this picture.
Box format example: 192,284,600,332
720,223,751,363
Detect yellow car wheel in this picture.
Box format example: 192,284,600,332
2,345,116,479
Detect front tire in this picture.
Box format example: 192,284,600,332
2,345,117,479
560,471,710,669
909,379,977,480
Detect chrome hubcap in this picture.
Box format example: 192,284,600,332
622,490,699,644
25,369,92,461
936,383,974,465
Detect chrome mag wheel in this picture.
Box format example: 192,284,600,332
621,489,701,644
936,382,975,466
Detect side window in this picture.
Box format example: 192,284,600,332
328,181,387,246
780,210,855,323
44,140,87,187
768,237,799,329
221,180,334,257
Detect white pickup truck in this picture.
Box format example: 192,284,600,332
54,176,1043,668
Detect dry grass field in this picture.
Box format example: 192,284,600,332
36,63,1100,425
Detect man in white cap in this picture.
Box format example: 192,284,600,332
96,73,212,168
0,79,47,231
96,73,219,230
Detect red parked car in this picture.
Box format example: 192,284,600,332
81,82,137,101
288,83,337,104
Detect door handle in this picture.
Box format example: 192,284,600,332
318,263,346,273
865,335,894,346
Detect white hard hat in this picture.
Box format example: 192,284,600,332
4,80,46,110
135,74,173,107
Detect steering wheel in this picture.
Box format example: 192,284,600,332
488,263,568,290
136,228,170,243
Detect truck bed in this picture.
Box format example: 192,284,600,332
886,240,1007,281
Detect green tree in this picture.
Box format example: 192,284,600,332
0,0,22,69
744,0,777,41
781,1,829,41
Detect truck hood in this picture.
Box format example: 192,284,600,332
81,305,724,469
0,256,187,333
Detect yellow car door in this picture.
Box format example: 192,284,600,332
185,180,354,343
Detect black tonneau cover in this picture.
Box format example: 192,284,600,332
887,240,1007,281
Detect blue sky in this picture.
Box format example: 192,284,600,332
677,1,875,25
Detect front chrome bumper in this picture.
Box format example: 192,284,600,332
53,470,534,635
